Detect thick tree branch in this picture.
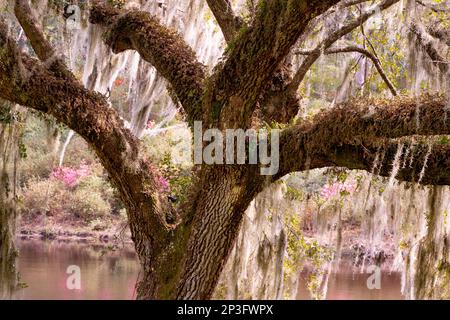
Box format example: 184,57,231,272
14,0,74,79
288,0,400,94
296,45,398,96
14,0,54,61
207,0,339,128
327,139,450,185
205,0,243,43
256,0,370,124
276,94,450,184
0,21,173,241
257,0,399,124
89,3,206,124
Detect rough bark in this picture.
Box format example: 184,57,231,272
174,165,269,299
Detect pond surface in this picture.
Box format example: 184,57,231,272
296,264,404,300
14,240,139,300
12,240,403,300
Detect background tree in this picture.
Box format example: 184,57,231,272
0,100,22,298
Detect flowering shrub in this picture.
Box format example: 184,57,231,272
20,178,112,222
51,161,91,188
319,181,356,201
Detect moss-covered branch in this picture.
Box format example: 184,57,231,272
276,94,450,184
0,21,173,241
240,0,398,125
327,139,450,185
89,3,206,125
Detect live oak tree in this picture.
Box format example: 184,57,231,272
0,0,449,299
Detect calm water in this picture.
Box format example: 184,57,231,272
14,240,139,300
12,240,403,300
296,265,403,300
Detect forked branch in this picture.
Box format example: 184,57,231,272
288,0,400,94
296,46,398,96
205,0,243,43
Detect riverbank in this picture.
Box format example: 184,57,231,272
18,214,133,247
18,213,396,270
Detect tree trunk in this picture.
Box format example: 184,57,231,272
0,103,20,299
0,197,18,299
175,167,259,299
134,166,264,300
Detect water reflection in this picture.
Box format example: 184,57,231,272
10,240,403,300
14,240,139,300
296,263,404,300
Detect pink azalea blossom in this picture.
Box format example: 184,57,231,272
52,161,91,188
